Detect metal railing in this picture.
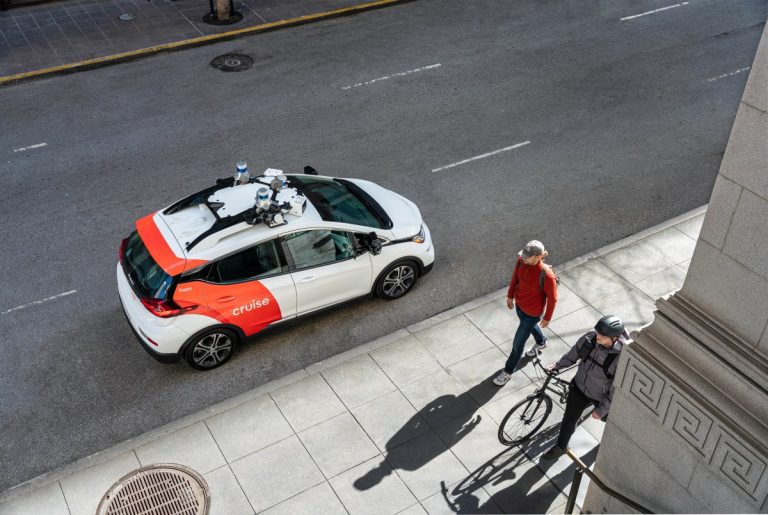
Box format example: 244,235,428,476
564,448,653,514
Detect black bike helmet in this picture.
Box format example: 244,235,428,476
595,315,624,337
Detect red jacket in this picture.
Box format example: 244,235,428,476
507,258,558,321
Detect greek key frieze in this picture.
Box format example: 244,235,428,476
663,389,713,456
621,354,666,415
710,431,768,502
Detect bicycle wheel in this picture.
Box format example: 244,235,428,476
498,394,553,446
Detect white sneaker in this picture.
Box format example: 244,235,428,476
493,371,511,386
525,341,548,357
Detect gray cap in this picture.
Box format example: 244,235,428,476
521,240,546,259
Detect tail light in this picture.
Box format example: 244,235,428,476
140,298,195,318
119,238,128,263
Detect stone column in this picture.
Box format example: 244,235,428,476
582,21,768,514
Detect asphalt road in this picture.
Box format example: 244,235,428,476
0,0,765,492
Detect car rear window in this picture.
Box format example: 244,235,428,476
122,230,174,299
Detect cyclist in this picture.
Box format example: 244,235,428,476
541,315,630,460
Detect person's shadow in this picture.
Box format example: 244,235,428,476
354,373,506,490
439,425,600,514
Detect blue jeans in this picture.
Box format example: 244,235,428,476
504,304,546,374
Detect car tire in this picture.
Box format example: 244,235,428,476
184,327,239,371
376,260,419,300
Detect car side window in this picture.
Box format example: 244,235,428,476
283,230,355,270
215,240,282,283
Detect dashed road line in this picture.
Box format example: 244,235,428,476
620,2,689,21
706,66,751,82
12,142,47,153
431,141,531,173
342,64,442,90
2,290,78,315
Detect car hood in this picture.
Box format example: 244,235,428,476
346,178,423,239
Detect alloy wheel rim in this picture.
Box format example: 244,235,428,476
382,265,415,298
192,332,232,367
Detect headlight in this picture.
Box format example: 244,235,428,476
412,225,426,244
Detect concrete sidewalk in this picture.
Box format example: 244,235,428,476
0,0,407,82
0,207,705,515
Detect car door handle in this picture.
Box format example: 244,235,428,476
299,276,316,283
216,296,236,302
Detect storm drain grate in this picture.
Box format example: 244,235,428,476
96,464,209,515
210,53,254,72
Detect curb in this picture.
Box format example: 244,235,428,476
0,0,415,87
0,205,707,503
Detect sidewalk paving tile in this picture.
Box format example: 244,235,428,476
558,259,629,303
0,482,68,515
634,266,687,299
270,373,346,432
230,435,324,512
385,431,468,501
397,503,428,514
675,213,705,239
203,465,255,515
591,285,656,331
549,283,590,321
434,407,504,473
134,421,226,475
321,353,396,409
446,346,511,401
297,412,379,479
260,482,345,515
677,259,691,274
464,297,518,345
400,369,479,429
350,389,431,453
411,315,494,367
370,334,442,388
641,227,698,265
59,451,139,515
598,241,672,284
204,395,294,462
422,479,500,514
330,456,417,515
481,448,568,514
547,305,604,343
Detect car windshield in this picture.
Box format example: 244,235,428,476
290,176,392,229
122,230,174,299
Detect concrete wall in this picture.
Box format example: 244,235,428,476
583,18,768,515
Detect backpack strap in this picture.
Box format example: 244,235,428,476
603,353,618,379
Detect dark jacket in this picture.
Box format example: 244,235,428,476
554,330,629,418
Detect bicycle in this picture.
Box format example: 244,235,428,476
497,357,575,446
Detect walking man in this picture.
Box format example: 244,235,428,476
541,315,629,459
494,240,558,386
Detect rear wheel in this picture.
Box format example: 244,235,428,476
184,328,238,371
498,394,553,446
376,260,418,300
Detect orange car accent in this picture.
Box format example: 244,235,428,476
173,280,283,336
136,213,207,276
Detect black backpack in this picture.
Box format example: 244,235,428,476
577,335,619,378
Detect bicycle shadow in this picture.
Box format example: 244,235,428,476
440,426,599,513
353,373,505,491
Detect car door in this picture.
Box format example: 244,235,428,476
197,238,297,336
282,229,372,314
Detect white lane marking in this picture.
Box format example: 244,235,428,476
1,290,78,315
431,141,531,173
620,2,689,21
706,66,751,82
342,64,442,90
12,142,47,153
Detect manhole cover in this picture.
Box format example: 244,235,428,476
118,13,136,21
96,464,209,515
210,53,253,72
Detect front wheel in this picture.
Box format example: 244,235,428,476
184,328,238,371
376,260,419,300
498,394,553,446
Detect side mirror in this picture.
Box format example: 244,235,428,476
304,165,318,175
366,232,382,255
